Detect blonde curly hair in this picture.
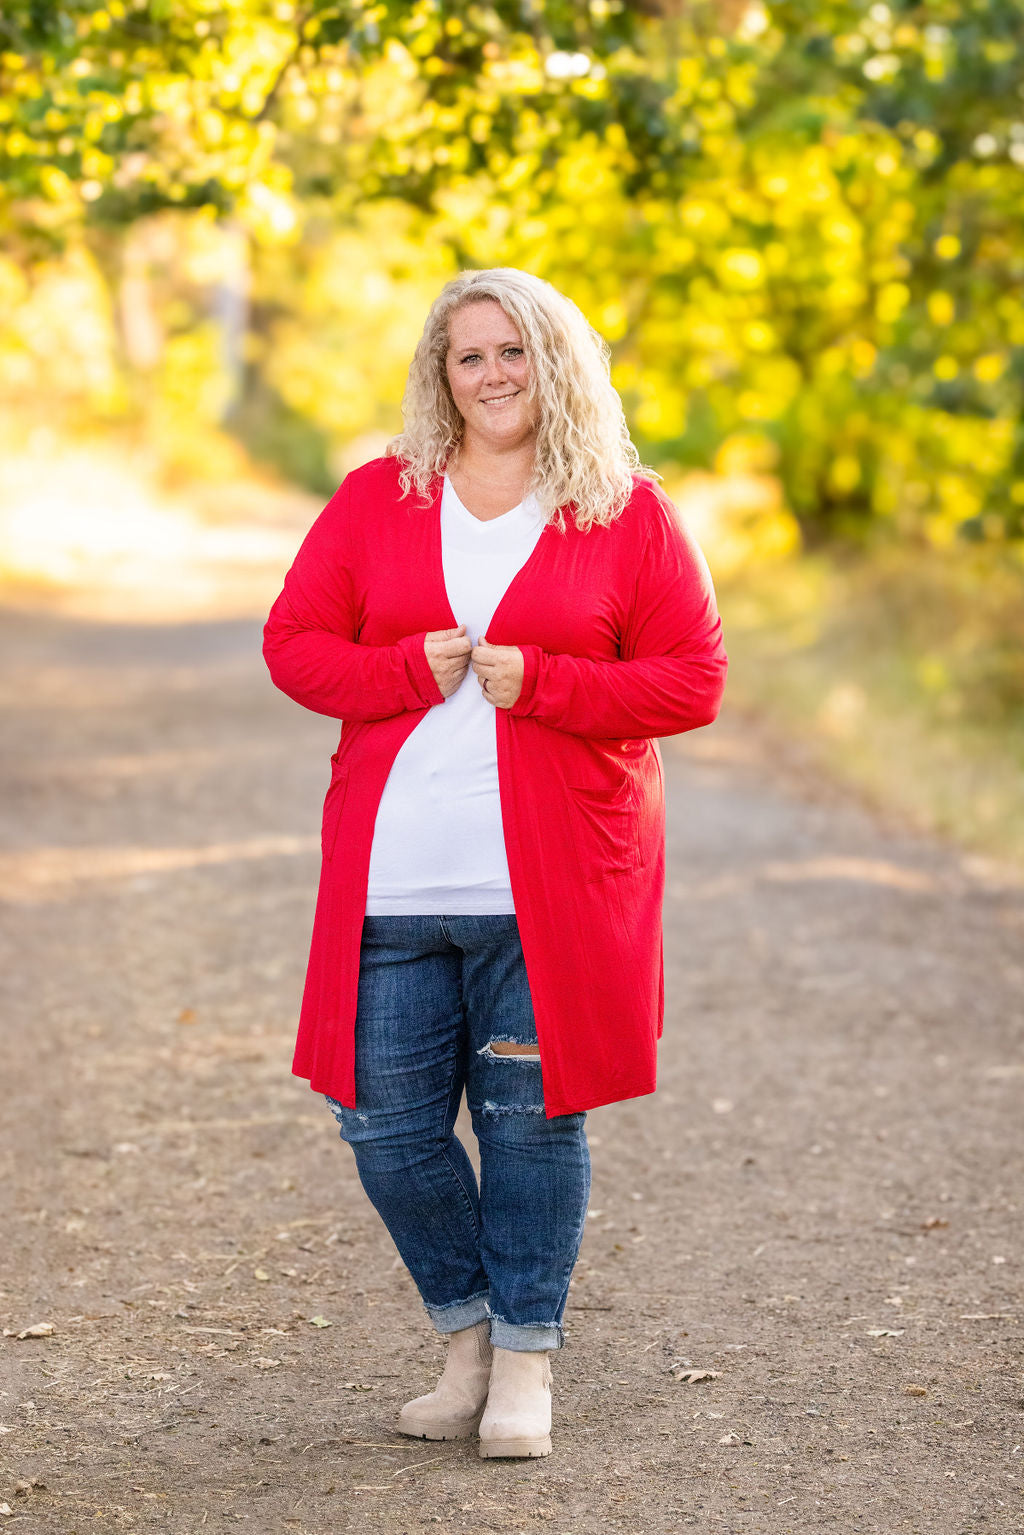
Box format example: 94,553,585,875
385,268,660,532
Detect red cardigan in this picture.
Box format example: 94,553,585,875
263,455,727,1117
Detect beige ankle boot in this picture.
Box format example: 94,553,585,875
477,1346,553,1458
397,1320,494,1440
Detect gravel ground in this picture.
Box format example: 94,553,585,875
0,599,1022,1535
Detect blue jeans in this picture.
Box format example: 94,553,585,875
325,913,591,1352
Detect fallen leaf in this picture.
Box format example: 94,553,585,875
341,1382,374,1392
309,1315,332,1329
253,1357,282,1370
253,1269,271,1282
0,1504,12,1517
905,1385,928,1397
16,1323,54,1340
673,1368,720,1384
718,1431,742,1445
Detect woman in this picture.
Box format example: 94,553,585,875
262,268,727,1460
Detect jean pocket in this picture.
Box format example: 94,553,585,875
321,759,350,861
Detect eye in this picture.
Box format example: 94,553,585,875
455,347,523,363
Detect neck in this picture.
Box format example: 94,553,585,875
450,435,536,494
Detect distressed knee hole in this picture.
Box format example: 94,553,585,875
484,1040,541,1058
481,1100,546,1116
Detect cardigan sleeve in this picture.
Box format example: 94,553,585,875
262,477,444,721
508,490,727,739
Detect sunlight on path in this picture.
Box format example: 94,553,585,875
0,439,315,622
0,834,319,901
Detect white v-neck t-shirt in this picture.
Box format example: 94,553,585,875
364,473,546,915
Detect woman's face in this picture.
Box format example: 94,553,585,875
445,300,537,453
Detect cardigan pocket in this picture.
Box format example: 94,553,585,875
321,760,350,861
566,780,642,883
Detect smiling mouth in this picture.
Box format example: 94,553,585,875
482,391,520,405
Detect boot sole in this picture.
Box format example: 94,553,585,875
478,1434,552,1458
397,1412,484,1441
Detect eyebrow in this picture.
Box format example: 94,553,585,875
449,339,524,352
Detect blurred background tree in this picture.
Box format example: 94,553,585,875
3,0,1022,543
1,0,1022,853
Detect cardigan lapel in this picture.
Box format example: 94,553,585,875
427,471,562,645
424,473,458,630
486,521,557,644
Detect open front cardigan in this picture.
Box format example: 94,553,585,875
262,455,727,1117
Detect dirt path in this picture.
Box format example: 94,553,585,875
1,600,1022,1535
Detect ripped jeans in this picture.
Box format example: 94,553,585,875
325,913,591,1352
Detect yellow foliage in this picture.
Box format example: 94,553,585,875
828,454,862,495
927,290,955,325
875,282,910,323
0,255,28,321
676,468,799,578
719,248,764,288
743,321,776,352
974,353,1005,383
850,338,877,375
39,165,74,201
634,390,687,439
241,180,298,241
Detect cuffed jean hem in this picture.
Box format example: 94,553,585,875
423,1291,491,1335
489,1317,564,1353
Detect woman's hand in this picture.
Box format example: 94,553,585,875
471,638,525,709
424,624,473,698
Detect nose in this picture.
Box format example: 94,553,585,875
482,351,509,385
